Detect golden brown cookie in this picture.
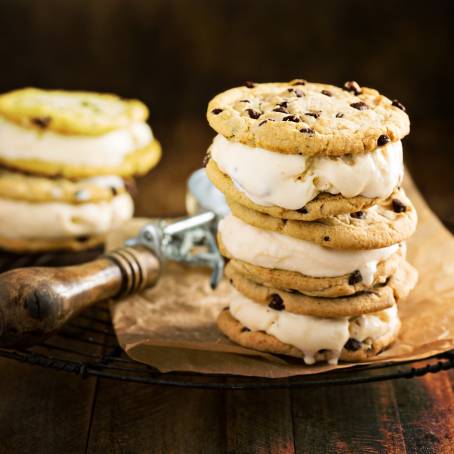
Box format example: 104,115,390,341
0,88,148,135
227,188,417,250
0,234,105,253
0,169,129,204
207,80,409,156
218,309,399,363
206,159,381,221
225,260,417,317
222,243,405,298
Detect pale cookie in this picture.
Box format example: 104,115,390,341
0,139,161,178
206,159,380,221
218,309,399,363
0,88,148,135
221,244,405,298
0,169,129,204
0,234,105,253
207,80,409,156
227,188,416,250
225,260,417,318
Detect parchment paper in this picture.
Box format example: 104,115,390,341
108,177,454,378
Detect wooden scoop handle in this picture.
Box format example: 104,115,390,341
0,245,160,348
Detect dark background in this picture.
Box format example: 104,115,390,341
0,0,452,223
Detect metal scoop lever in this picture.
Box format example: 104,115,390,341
0,211,223,348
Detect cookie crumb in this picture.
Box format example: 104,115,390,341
244,81,256,88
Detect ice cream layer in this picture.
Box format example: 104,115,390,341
229,288,400,365
210,134,403,210
219,214,400,285
0,117,153,167
0,193,133,239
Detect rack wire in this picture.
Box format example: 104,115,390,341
0,248,453,389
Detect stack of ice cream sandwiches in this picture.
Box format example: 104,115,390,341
0,88,161,253
206,79,418,365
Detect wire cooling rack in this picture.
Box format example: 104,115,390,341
0,248,453,390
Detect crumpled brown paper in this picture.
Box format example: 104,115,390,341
108,177,454,378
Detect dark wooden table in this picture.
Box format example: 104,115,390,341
0,122,453,454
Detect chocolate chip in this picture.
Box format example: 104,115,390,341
258,120,268,126
297,207,308,214
241,327,251,332
344,338,362,351
299,128,314,134
305,111,320,119
222,306,229,311
350,211,366,219
335,112,344,118
377,134,390,146
273,106,288,113
278,101,288,108
348,270,363,285
110,186,118,196
392,99,406,111
31,116,52,128
211,108,223,115
76,235,90,242
268,294,285,311
239,99,250,103
350,102,369,110
392,198,407,213
282,115,300,122
292,79,306,85
343,80,362,95
321,89,332,97
323,236,330,242
244,81,256,88
246,108,261,119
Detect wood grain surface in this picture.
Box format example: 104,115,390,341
0,119,452,453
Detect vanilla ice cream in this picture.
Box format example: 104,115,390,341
210,134,403,209
0,193,134,239
0,117,153,167
219,214,400,285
